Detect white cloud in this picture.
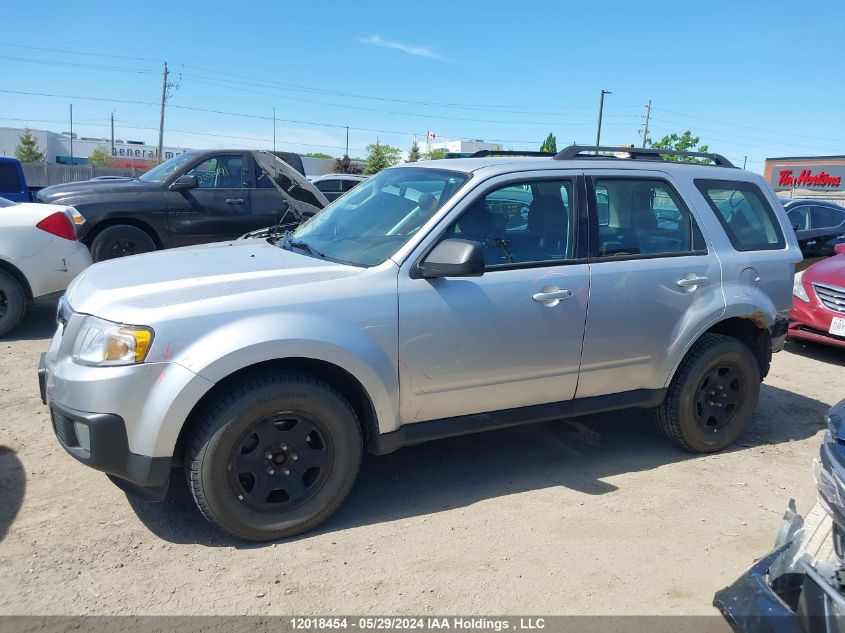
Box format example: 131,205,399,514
357,35,449,61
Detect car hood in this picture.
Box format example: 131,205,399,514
37,178,157,203
805,254,845,288
65,239,364,322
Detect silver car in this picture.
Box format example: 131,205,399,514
39,146,801,541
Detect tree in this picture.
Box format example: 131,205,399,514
304,152,334,159
407,141,421,163
14,128,45,163
364,140,401,174
88,146,111,167
332,154,363,175
424,148,447,160
648,130,709,163
540,132,557,154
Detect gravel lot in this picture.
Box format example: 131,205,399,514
1,302,843,616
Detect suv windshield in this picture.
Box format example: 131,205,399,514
139,152,200,183
291,167,470,266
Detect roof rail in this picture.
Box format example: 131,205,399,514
553,145,735,168
469,150,555,158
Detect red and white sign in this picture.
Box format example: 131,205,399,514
776,168,843,189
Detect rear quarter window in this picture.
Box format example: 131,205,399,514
695,179,785,251
0,163,23,192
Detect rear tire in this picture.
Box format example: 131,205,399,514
0,270,26,337
185,371,362,541
657,333,760,453
90,225,156,262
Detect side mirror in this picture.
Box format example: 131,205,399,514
419,239,484,279
835,243,845,256
169,174,198,191
792,224,800,232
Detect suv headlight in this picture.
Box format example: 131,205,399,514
793,271,809,302
71,316,154,366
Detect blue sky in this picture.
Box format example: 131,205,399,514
1,0,843,172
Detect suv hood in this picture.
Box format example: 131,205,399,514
65,239,363,321
805,254,845,288
37,178,155,203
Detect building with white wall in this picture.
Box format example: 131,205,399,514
424,139,502,155
0,126,189,167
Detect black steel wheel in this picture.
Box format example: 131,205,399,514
657,333,760,453
90,225,156,262
185,371,362,541
229,411,334,513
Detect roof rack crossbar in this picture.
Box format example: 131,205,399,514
553,145,735,168
469,150,555,158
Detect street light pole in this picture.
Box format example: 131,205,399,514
596,89,612,147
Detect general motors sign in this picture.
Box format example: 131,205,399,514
770,165,845,191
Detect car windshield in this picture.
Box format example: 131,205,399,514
290,167,470,267
0,196,17,208
138,152,200,183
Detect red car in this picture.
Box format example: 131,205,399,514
789,242,845,347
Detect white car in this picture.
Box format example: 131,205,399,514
310,173,367,202
0,197,92,336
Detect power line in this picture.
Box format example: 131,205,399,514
0,53,158,75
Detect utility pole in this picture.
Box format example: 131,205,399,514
69,104,73,165
641,99,652,148
110,111,115,157
157,61,169,162
273,107,276,153
345,126,349,156
596,89,611,147
743,156,747,169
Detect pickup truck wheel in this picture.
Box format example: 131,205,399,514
0,270,26,337
90,225,156,262
656,333,760,453
185,371,362,541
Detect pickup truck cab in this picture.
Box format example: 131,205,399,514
40,146,801,541
0,156,32,202
36,150,327,262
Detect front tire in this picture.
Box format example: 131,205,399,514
0,270,27,337
90,225,157,262
185,371,362,541
657,333,760,453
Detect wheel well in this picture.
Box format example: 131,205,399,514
174,358,379,463
0,259,33,303
84,218,163,250
704,317,771,378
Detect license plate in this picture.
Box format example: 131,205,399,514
831,317,845,337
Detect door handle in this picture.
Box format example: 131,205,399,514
807,240,817,246
225,198,244,204
532,289,573,302
676,275,708,288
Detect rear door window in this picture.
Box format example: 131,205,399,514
695,179,785,251
0,163,22,192
315,179,343,193
811,206,843,229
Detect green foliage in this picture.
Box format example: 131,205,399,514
332,154,364,175
304,152,334,159
407,141,421,163
540,133,557,154
88,146,111,167
14,128,45,163
424,148,448,160
364,140,401,174
648,130,710,163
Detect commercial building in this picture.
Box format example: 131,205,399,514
0,126,189,168
424,138,502,155
764,155,845,202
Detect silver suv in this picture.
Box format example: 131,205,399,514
39,146,801,541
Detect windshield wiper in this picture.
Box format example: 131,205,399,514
279,230,325,259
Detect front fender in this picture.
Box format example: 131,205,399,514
152,310,399,457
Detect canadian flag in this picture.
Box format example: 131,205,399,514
426,130,436,140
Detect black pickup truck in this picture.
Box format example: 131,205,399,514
36,150,328,261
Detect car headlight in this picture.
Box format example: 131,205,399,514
71,316,154,366
793,271,809,302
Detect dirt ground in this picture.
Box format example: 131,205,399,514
1,302,843,616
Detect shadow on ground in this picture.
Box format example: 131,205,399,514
126,382,829,547
0,446,26,543
4,302,57,342
784,338,845,366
